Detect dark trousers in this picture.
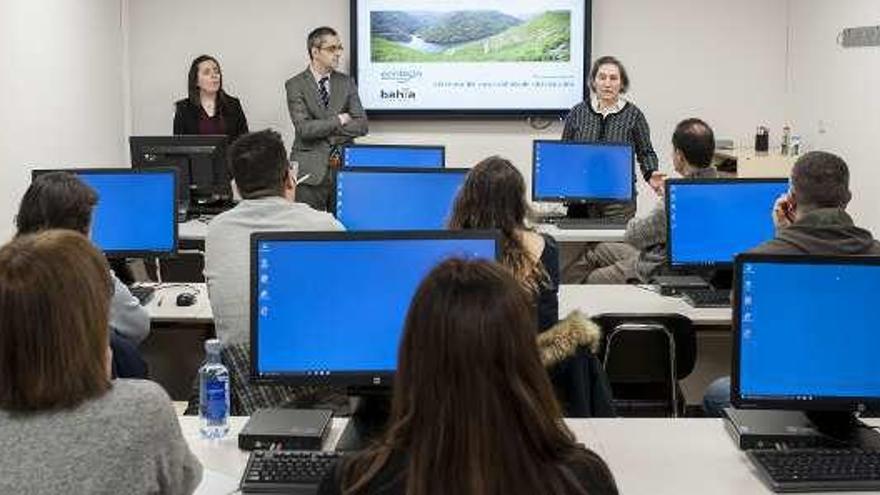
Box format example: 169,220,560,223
295,169,335,212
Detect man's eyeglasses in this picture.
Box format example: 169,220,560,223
320,44,344,53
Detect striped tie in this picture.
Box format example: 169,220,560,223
318,76,330,108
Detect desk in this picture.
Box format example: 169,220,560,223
715,149,797,179
536,223,626,243
142,283,213,324
182,416,880,494
559,284,731,327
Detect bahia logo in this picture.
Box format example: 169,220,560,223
380,88,416,100
380,68,423,84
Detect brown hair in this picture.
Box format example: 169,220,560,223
448,156,546,293
0,230,112,411
340,259,603,495
15,172,97,235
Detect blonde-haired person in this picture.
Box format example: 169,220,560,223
0,230,201,494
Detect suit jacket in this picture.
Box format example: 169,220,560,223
285,68,368,184
173,95,249,143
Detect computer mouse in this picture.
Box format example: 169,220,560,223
176,292,197,307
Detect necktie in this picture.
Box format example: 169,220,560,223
318,76,330,108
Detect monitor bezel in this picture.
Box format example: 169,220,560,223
530,139,636,203
731,253,880,412
341,144,446,169
249,229,502,387
664,177,789,269
30,167,179,257
331,166,469,220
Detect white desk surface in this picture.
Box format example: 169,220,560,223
141,283,213,323
179,219,209,241
536,223,626,243
559,284,731,326
181,416,880,494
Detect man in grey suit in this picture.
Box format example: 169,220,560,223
285,26,368,211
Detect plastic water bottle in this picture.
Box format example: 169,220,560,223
199,338,229,439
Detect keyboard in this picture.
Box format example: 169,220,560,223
240,450,342,493
749,449,880,492
554,218,627,230
129,285,156,306
679,288,731,308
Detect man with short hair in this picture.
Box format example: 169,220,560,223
285,26,368,211
564,118,718,284
703,150,880,416
205,129,343,346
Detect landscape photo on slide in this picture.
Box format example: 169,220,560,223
370,9,571,63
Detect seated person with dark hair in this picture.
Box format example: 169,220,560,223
0,230,201,494
570,118,718,284
703,150,880,416
202,129,344,414
15,172,150,378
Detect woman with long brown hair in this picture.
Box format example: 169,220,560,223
0,230,201,494
318,259,618,495
448,156,559,331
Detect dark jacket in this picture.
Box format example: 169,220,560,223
749,208,880,255
539,312,616,418
173,95,249,143
537,233,560,331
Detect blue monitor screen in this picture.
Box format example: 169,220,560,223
737,260,880,401
76,171,177,255
667,180,788,266
532,141,634,201
253,236,498,376
343,146,444,169
335,169,466,230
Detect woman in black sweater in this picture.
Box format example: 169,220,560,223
563,55,661,221
318,259,618,495
173,55,248,143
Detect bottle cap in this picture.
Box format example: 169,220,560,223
204,338,222,354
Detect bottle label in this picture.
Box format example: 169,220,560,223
204,378,228,422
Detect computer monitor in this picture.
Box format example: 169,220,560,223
129,135,230,216
732,254,880,416
341,144,445,169
666,178,788,268
31,168,178,257
334,168,467,230
250,231,499,385
531,140,635,203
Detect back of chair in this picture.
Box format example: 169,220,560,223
592,313,696,417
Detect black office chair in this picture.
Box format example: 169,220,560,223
592,313,696,417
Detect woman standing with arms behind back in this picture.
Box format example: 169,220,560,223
174,54,249,143
319,259,618,495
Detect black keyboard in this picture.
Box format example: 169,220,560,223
679,288,731,308
749,449,880,492
554,218,627,230
240,450,342,493
129,285,156,306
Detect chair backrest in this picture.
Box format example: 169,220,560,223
592,313,696,379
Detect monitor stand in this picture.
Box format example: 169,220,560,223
334,389,391,452
724,408,880,450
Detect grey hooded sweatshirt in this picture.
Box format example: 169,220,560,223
749,208,880,255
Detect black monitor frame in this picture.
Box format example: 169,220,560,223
129,135,230,214
341,144,446,169
664,177,788,269
731,253,880,413
531,139,635,204
331,166,469,218
249,230,501,387
30,167,179,258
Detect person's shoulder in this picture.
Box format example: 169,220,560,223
563,449,620,494
286,69,311,87
111,379,173,409
175,97,193,110
291,204,345,230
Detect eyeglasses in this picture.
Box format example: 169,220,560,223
320,44,344,53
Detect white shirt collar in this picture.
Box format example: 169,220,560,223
590,94,626,116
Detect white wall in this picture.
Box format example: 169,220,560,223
0,0,126,239
787,0,880,233
127,0,789,213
